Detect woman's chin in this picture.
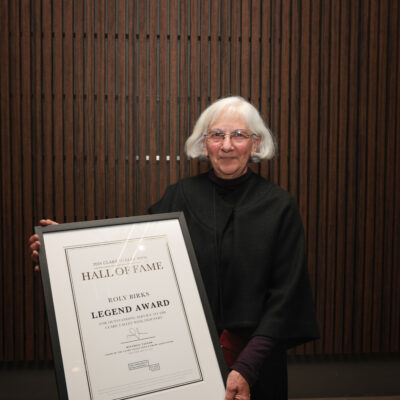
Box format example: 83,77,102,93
215,166,246,179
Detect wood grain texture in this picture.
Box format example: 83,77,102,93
169,0,179,184
96,0,106,220
127,0,137,216
31,0,45,361
147,0,157,207
85,0,96,221
335,0,349,354
117,0,127,216
10,0,24,361
53,0,64,223
179,0,189,179
64,0,75,221
21,0,34,360
137,0,147,215
107,0,117,217
0,0,399,360
159,0,168,193
0,0,11,361
386,0,400,353
75,0,86,222
343,0,359,355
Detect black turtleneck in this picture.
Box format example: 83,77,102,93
208,168,253,202
208,167,277,387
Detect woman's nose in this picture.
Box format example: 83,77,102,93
220,135,234,150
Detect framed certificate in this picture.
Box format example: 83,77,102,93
36,213,227,400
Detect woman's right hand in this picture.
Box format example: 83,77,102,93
28,219,58,271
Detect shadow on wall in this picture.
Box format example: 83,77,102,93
288,355,400,398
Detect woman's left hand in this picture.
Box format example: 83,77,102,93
224,370,251,400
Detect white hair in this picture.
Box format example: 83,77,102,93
185,96,276,161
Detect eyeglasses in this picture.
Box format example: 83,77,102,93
204,129,258,144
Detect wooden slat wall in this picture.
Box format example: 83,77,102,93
0,0,399,361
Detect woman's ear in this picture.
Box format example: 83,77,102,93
251,136,261,156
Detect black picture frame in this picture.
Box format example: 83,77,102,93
36,212,227,400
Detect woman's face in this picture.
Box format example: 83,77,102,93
203,112,260,179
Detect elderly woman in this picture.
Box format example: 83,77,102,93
29,96,319,400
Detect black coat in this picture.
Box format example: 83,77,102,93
149,172,319,398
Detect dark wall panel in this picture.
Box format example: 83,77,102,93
1,0,399,361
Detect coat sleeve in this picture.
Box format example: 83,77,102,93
252,196,320,348
147,182,182,214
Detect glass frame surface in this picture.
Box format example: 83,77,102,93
36,212,227,400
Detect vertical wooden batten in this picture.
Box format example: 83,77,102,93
1,0,11,361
